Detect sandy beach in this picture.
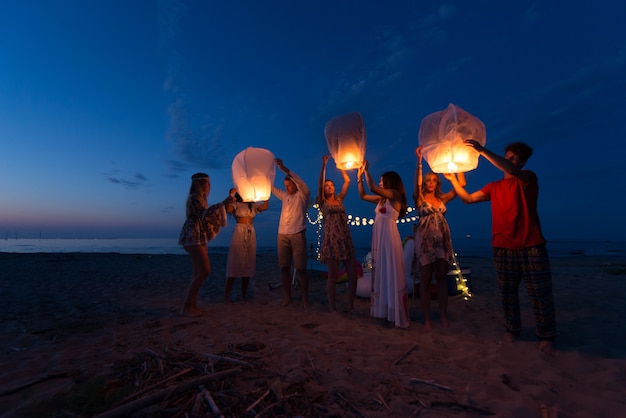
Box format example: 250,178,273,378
1,251,625,417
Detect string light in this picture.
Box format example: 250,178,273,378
305,203,323,260
306,203,472,300
342,206,418,227
449,252,473,299
308,205,417,227
306,204,418,259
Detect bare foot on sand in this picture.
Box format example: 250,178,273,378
281,298,291,307
441,317,450,328
538,340,555,357
302,300,311,309
423,320,433,332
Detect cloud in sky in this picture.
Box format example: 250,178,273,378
489,50,626,151
166,98,229,170
107,172,149,190
418,4,456,43
1,1,625,244
158,0,231,172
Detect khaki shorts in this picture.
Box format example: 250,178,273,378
277,230,308,270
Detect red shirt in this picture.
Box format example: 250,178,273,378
481,170,546,249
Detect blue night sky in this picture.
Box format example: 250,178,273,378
1,1,625,249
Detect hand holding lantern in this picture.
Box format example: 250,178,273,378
464,139,485,153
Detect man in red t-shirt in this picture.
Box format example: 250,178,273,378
445,141,556,356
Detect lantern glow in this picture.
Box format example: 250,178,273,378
324,112,366,170
418,103,486,173
231,147,276,202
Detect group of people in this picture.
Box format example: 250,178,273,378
177,140,557,355
177,158,311,316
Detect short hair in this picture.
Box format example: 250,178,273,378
284,175,297,187
505,142,533,161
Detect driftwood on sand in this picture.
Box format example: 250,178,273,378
93,367,241,418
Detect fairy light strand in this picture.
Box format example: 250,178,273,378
306,204,471,299
307,204,418,227
306,204,418,260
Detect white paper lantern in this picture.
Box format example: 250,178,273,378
324,112,366,170
418,103,486,173
231,147,276,202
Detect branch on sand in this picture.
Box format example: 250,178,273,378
93,367,240,418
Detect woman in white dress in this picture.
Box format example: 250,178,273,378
225,189,269,302
357,161,410,328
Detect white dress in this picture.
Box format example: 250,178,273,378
370,200,409,328
226,202,262,278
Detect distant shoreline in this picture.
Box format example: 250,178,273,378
1,237,625,260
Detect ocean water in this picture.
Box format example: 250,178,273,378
0,238,189,255
1,237,624,259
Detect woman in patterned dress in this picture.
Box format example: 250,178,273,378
178,173,231,317
414,147,465,330
358,161,410,329
316,155,358,313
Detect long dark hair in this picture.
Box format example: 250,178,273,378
382,171,407,218
232,192,253,211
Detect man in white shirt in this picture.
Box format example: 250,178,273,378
272,158,311,308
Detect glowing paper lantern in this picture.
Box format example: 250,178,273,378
418,103,486,173
231,147,276,202
324,112,366,170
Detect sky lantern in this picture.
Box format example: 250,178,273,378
231,147,276,202
418,103,486,173
324,112,366,170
